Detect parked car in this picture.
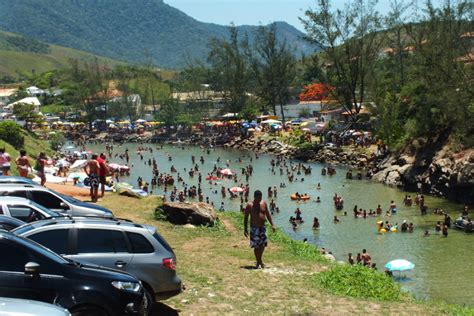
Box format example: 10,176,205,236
0,230,145,316
0,176,38,185
14,217,182,308
0,297,71,316
0,215,25,231
0,196,62,222
0,184,113,217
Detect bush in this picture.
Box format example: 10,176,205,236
48,132,66,150
316,264,401,301
0,121,24,148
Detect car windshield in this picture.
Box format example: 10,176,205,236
28,200,61,217
58,194,81,204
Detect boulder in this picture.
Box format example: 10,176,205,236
160,202,218,226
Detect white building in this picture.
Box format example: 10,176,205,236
0,88,18,106
5,97,41,113
26,86,45,97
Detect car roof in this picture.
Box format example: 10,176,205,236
0,196,37,204
0,184,49,191
0,215,26,225
0,176,38,185
17,217,155,232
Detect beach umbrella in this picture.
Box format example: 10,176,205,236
136,119,147,123
301,128,311,132
385,259,415,272
220,168,234,176
230,187,244,193
300,121,309,127
352,131,363,136
65,145,75,149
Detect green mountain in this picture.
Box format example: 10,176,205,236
0,31,122,78
0,0,315,68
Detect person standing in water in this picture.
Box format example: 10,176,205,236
244,190,276,269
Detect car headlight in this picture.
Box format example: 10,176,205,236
112,281,142,293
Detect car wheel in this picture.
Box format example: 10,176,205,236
71,305,108,316
144,285,155,316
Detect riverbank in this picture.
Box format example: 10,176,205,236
94,193,473,315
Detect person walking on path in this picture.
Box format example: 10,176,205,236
0,148,11,176
16,150,31,178
35,152,48,186
84,154,101,202
244,190,276,269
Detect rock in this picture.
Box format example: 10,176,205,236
160,202,218,226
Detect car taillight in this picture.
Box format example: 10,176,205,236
163,258,176,270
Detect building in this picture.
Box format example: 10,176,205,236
26,86,45,97
4,97,41,113
0,88,18,106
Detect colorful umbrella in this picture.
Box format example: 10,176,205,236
220,169,234,176
385,259,415,271
230,187,244,193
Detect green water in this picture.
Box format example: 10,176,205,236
82,143,473,306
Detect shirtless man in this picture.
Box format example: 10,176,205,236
244,190,276,269
84,154,101,202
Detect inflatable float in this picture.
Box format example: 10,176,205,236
290,194,310,201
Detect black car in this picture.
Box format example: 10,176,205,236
0,230,145,316
0,215,25,231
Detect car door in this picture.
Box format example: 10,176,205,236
0,240,65,304
72,228,133,271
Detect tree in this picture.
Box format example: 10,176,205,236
208,26,251,114
0,121,24,148
252,23,297,123
301,0,384,120
299,83,335,101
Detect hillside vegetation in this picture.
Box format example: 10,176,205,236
0,0,315,68
0,31,122,78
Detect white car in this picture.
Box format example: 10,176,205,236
0,297,70,316
0,197,61,223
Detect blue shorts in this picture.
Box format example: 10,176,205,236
250,226,268,248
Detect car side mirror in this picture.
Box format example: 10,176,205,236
60,202,69,210
25,262,40,276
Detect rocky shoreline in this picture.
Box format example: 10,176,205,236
69,131,473,204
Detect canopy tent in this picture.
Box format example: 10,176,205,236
261,119,281,124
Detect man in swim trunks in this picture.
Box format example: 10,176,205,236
244,190,276,269
84,154,101,202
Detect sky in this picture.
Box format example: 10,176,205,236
164,0,442,31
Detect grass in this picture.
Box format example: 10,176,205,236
94,194,474,315
316,264,402,301
0,33,123,77
0,127,55,176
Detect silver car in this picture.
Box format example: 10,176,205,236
14,217,182,310
0,297,71,316
0,197,62,223
0,184,113,217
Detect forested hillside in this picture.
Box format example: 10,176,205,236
0,0,315,68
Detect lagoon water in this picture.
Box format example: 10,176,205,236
82,143,473,306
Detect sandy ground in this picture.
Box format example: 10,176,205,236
45,182,105,200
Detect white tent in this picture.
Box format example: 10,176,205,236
69,159,87,170
261,119,281,124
